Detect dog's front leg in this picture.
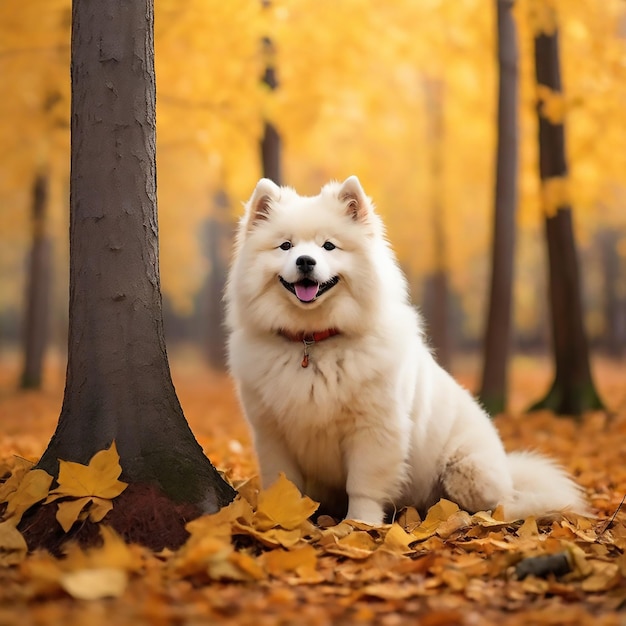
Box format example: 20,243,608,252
343,426,406,526
254,425,304,492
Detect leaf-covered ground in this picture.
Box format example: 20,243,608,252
0,349,625,626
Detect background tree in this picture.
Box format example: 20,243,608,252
20,172,52,390
261,34,282,185
478,0,519,415
422,79,451,370
201,190,233,370
36,0,235,512
528,9,604,416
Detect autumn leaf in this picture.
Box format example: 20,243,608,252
411,499,460,541
0,521,28,566
3,468,53,524
47,442,127,500
0,458,32,503
382,523,417,554
262,545,323,583
254,473,319,531
46,443,128,532
60,567,128,600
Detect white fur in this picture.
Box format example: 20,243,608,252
225,177,589,525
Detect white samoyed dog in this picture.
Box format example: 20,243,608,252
225,176,588,525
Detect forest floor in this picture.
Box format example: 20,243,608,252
0,348,625,626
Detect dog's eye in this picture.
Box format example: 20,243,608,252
322,241,336,251
279,241,292,251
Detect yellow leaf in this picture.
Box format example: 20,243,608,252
325,529,379,560
88,497,114,524
60,568,128,600
48,442,127,501
0,521,28,566
382,523,416,554
0,458,32,503
174,535,232,578
264,545,322,582
411,499,460,541
470,510,511,528
396,507,421,533
186,496,253,543
4,469,53,524
435,510,472,539
255,473,318,531
56,496,92,532
517,517,539,538
226,551,265,581
235,522,303,549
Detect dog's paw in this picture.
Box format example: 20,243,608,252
346,496,385,526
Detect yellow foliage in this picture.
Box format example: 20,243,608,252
3,469,53,525
536,85,567,125
255,473,319,532
541,176,570,218
0,0,625,329
46,442,128,532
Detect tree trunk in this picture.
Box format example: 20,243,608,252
20,173,52,390
37,0,235,512
598,229,626,358
260,35,282,185
529,21,604,416
202,191,233,370
478,0,519,415
422,79,450,370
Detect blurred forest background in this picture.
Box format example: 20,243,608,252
1,0,625,389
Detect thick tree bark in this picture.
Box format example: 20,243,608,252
20,173,52,390
529,24,604,416
478,0,519,415
37,0,235,511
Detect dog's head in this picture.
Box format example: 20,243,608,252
226,176,402,336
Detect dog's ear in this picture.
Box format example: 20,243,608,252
338,176,369,222
246,178,280,226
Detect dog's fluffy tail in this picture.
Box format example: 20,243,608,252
501,451,590,520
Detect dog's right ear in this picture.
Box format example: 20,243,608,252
338,176,370,222
246,178,280,227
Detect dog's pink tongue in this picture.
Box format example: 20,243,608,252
295,282,318,302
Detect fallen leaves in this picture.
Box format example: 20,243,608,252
1,359,626,625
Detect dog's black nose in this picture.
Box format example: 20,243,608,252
296,255,316,274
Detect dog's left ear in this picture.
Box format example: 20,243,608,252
246,178,280,227
338,176,369,222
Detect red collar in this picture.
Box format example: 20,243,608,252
278,328,340,368
278,328,340,343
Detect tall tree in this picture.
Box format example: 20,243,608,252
478,0,519,415
36,0,235,512
422,79,451,370
260,48,281,184
260,1,281,184
529,13,604,416
202,191,233,370
20,172,52,390
598,229,626,358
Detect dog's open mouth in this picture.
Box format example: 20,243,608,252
279,276,339,303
